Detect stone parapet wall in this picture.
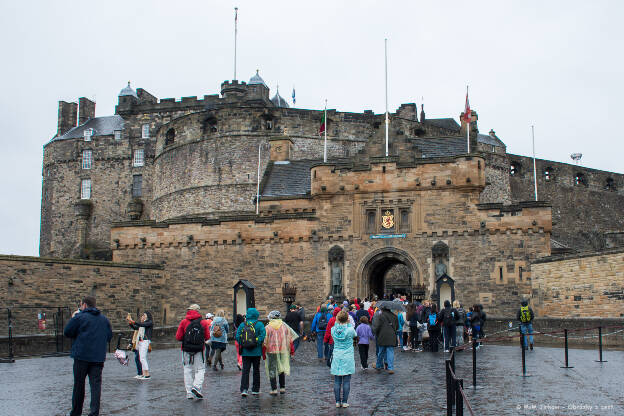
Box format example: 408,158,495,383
531,249,624,318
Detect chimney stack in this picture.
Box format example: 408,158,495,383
78,97,96,125
57,101,78,136
420,104,426,123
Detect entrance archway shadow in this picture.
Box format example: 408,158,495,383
358,247,422,300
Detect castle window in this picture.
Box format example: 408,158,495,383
82,150,92,170
544,167,553,181
114,130,122,141
165,128,175,146
510,163,519,176
266,120,273,130
574,173,586,186
519,266,523,281
80,179,91,200
399,209,410,232
132,175,143,198
141,124,150,139
605,177,616,191
83,128,93,142
491,145,496,153
133,149,144,167
366,210,376,233
499,266,504,281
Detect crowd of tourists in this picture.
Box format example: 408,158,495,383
61,293,539,414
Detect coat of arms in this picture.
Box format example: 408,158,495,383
381,210,394,229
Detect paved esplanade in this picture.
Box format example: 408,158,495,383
0,341,622,415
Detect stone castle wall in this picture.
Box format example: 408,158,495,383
508,154,624,251
531,248,624,318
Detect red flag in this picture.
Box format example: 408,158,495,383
319,112,326,136
462,88,471,123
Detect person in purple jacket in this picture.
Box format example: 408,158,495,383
355,316,374,369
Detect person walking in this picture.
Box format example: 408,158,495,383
64,295,112,416
236,307,266,396
128,319,142,379
517,300,535,350
371,304,399,373
204,313,214,366
175,304,211,399
453,300,466,346
469,304,482,348
264,311,298,395
355,302,368,329
355,316,374,369
209,310,229,371
284,305,303,353
323,307,342,367
126,311,153,379
233,313,245,370
439,300,458,352
396,309,405,349
426,303,441,352
331,311,357,408
311,306,331,361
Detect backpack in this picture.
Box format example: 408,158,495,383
429,313,437,327
456,308,466,325
240,321,258,349
520,306,532,323
443,309,456,326
212,324,223,338
318,314,328,330
182,318,205,353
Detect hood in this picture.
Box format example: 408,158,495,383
268,318,283,329
83,307,101,316
521,301,528,307
213,316,227,325
332,323,350,341
333,308,341,317
246,308,259,321
185,310,202,320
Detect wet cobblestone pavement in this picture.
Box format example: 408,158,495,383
0,340,622,415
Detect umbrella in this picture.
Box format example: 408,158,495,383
376,300,406,312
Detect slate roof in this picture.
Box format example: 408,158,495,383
261,160,316,197
411,137,467,158
424,118,460,131
477,133,505,147
50,115,125,143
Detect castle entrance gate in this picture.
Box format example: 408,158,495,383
359,248,421,300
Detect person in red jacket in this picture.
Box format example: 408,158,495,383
323,307,342,366
175,304,211,400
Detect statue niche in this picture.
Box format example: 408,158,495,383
328,246,345,298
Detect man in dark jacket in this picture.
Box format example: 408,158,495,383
285,305,303,352
64,295,112,416
439,300,459,352
371,306,399,374
517,300,535,350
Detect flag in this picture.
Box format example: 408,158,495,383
462,87,471,124
292,87,296,105
319,111,326,136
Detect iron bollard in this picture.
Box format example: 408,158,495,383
455,379,464,416
561,328,574,368
472,338,477,388
595,326,607,363
446,359,452,416
521,328,527,376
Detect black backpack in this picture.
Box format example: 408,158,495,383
456,308,467,325
443,308,457,327
240,321,258,349
182,318,205,353
318,314,328,330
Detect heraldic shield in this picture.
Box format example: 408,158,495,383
382,210,394,229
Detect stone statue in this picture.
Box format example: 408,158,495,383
435,260,447,278
331,262,343,296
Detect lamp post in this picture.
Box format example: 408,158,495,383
281,283,297,315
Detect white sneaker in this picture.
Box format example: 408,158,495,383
336,403,341,408
342,403,350,408
134,375,143,379
403,346,409,351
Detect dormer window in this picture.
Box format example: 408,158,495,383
114,130,122,141
83,128,93,142
142,124,150,139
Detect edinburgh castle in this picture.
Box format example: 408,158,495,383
2,72,624,331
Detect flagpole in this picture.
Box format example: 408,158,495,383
323,100,328,163
256,142,262,215
234,7,238,80
384,38,389,157
532,125,538,201
466,85,470,154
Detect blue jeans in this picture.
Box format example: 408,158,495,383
520,323,534,348
443,325,457,351
316,332,325,358
293,336,300,352
134,350,142,375
397,330,403,347
334,375,351,403
376,345,395,370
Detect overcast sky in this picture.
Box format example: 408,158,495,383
1,1,622,256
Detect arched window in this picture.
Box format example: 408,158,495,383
574,173,586,186
543,167,553,181
165,128,175,146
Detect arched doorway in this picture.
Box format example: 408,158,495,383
359,248,421,300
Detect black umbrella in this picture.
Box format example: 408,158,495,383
376,300,406,312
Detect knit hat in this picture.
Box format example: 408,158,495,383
268,310,281,319
289,304,297,310
188,304,200,311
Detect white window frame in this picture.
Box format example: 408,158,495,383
142,124,150,139
83,128,93,142
80,179,91,200
82,150,92,170
133,149,144,167
114,130,122,140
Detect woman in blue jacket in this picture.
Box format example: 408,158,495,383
330,310,357,408
209,310,229,371
236,308,266,396
310,306,331,360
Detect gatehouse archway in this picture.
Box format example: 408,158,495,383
358,248,422,300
